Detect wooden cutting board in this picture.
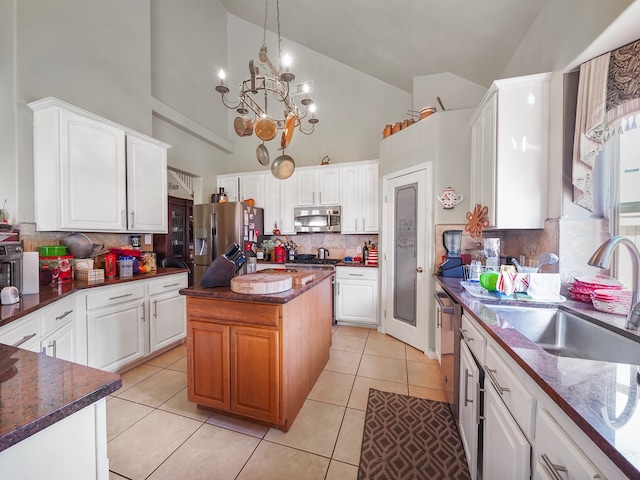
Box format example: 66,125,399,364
257,269,317,287
230,274,293,294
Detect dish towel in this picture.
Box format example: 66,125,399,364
497,272,529,296
527,273,561,301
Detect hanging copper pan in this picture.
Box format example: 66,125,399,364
281,112,296,149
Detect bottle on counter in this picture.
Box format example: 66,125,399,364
363,242,369,265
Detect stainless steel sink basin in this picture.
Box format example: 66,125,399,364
485,305,640,365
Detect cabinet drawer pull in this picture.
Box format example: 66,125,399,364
109,293,133,300
348,273,365,277
434,292,454,314
463,368,473,407
55,310,73,321
163,283,180,288
459,328,474,342
541,453,568,480
485,366,510,395
13,333,37,348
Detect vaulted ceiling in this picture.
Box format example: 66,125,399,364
219,0,548,92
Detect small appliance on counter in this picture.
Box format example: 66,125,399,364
437,230,464,277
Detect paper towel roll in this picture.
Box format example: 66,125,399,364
22,251,40,294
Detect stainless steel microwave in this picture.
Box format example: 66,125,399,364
294,206,341,233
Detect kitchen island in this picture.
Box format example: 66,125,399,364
0,344,120,479
180,270,333,431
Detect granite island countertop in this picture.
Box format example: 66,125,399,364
0,268,187,453
437,276,640,478
0,344,121,452
180,269,334,304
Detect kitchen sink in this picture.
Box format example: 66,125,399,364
485,305,640,365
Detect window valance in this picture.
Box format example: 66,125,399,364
573,38,640,211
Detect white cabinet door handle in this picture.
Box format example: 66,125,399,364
463,368,473,407
541,454,568,480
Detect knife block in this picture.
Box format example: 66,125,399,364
200,256,237,288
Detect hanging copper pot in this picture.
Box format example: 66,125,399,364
234,116,253,137
255,117,278,141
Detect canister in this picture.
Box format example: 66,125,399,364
105,253,117,278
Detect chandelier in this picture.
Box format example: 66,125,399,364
215,0,318,153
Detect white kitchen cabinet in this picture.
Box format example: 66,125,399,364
483,378,531,480
264,174,296,235
459,340,481,480
148,273,188,353
533,408,605,480
468,72,551,229
0,311,40,352
29,97,169,233
39,296,78,362
335,266,378,326
340,161,379,233
0,399,109,480
217,175,240,202
125,133,168,233
295,166,341,206
217,173,266,207
86,283,146,372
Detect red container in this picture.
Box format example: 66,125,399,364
105,253,117,278
273,245,286,263
39,255,73,283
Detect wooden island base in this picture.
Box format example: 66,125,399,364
184,274,333,432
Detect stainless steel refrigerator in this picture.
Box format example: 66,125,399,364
193,202,263,287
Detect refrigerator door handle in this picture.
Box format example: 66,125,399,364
211,212,217,262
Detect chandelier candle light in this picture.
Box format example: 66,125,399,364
215,0,318,178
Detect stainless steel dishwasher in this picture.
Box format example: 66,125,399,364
434,286,463,419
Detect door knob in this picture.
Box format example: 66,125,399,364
416,267,424,273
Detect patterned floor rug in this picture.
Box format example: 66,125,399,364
358,389,471,480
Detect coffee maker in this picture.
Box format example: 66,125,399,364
438,230,464,277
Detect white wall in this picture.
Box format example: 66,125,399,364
223,14,412,173
412,73,486,112
0,0,17,224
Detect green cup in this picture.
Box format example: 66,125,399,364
479,271,499,291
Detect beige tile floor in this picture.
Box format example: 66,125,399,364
107,325,446,480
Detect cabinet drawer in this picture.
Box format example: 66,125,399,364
0,314,39,348
187,297,280,327
534,408,605,480
148,274,188,297
336,266,378,280
461,314,487,365
85,283,145,310
485,345,536,439
40,296,75,336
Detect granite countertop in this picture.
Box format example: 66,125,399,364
0,268,188,453
0,344,121,452
0,267,189,328
436,276,640,478
181,270,334,304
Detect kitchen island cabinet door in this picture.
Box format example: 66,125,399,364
187,320,230,410
230,326,280,423
126,133,168,233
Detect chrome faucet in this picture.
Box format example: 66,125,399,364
588,236,640,330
